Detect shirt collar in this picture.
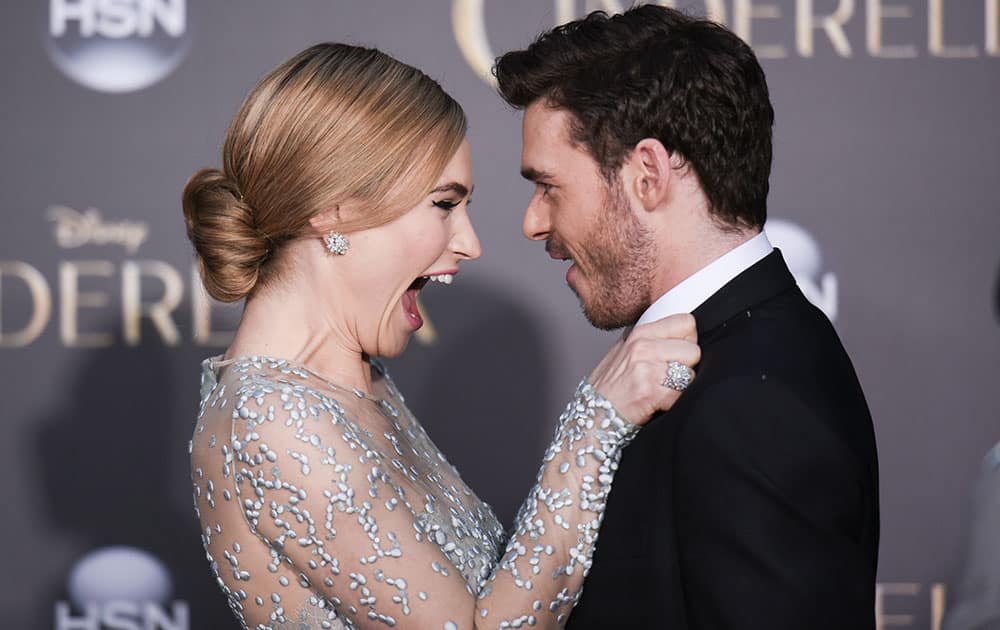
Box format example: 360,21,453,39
635,231,774,326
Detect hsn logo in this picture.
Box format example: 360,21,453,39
54,546,189,630
44,0,189,93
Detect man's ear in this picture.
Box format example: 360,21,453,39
626,137,674,212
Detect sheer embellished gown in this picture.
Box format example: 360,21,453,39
190,355,638,629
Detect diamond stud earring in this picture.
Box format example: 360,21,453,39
323,231,349,255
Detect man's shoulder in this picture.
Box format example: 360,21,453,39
663,315,875,485
703,285,841,356
692,287,861,401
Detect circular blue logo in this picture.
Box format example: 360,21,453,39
67,546,173,607
44,0,190,93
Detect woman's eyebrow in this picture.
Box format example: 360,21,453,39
430,182,471,197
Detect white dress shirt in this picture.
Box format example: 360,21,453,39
635,232,774,326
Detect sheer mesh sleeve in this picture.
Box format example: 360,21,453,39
474,381,638,627
226,376,637,629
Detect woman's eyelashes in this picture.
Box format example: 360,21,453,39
432,198,467,211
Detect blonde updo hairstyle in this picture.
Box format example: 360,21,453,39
183,43,467,302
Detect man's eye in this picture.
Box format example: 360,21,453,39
432,199,459,210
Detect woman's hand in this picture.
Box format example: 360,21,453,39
588,313,700,425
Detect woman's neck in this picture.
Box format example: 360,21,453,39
225,283,374,394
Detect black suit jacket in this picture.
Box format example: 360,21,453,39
566,250,879,630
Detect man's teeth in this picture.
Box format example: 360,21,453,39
425,274,454,285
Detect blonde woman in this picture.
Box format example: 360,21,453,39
185,43,699,630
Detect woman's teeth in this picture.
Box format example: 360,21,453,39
425,274,454,285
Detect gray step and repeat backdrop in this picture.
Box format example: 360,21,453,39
1,1,998,628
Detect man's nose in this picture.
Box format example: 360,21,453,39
522,195,550,241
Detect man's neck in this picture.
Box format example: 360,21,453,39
636,230,772,326
654,225,760,295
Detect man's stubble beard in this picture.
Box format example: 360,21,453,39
573,180,656,331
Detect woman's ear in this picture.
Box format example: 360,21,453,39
308,205,342,235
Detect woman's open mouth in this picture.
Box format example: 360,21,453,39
402,273,457,330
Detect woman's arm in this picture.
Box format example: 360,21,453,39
235,315,698,629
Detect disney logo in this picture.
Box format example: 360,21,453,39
47,205,149,254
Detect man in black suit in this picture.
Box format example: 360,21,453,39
495,5,879,629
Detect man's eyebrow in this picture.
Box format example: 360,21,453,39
430,182,471,197
520,167,554,182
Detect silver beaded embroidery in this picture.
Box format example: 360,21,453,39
191,356,638,629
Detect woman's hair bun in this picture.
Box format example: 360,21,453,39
181,43,468,304
182,168,270,302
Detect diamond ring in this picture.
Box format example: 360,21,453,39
663,360,694,391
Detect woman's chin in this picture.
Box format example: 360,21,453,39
379,338,410,359
372,304,423,358
376,325,414,358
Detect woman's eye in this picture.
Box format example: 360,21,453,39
432,199,459,211
537,183,554,197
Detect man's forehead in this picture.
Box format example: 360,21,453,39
521,103,592,174
523,100,574,139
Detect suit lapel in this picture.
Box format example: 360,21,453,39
692,249,797,338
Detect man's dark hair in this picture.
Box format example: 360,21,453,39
493,5,774,230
